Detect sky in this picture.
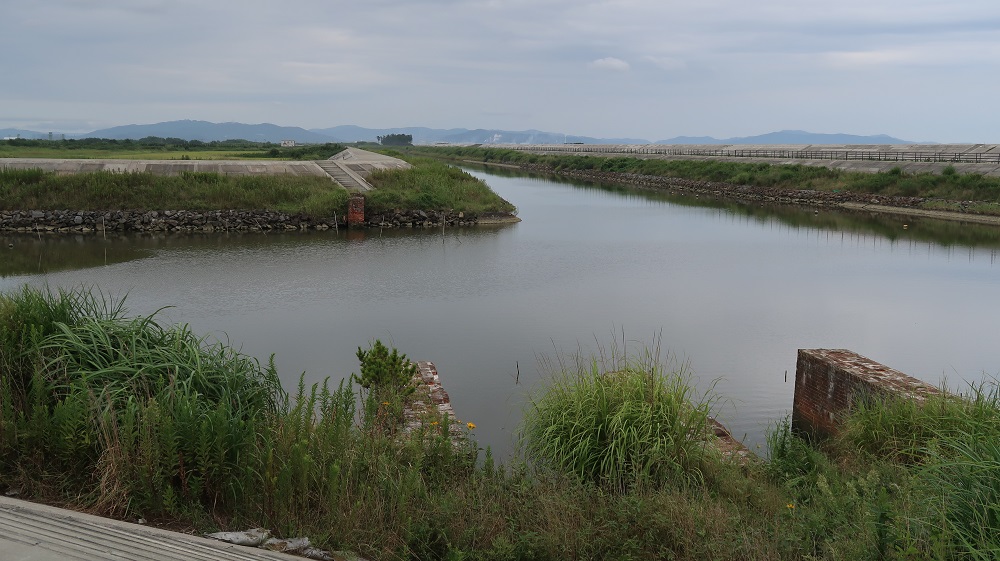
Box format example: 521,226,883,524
2,0,999,142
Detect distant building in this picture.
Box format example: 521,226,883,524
280,140,296,147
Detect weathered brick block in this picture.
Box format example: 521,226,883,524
792,349,940,441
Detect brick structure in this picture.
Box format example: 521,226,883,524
347,194,365,227
792,349,941,441
402,361,467,444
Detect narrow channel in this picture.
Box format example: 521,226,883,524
3,166,999,459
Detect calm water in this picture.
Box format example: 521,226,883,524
4,166,1000,458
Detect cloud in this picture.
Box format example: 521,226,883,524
2,0,1000,141
590,57,631,72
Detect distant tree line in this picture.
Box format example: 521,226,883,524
1,137,348,160
377,133,413,146
1,137,275,150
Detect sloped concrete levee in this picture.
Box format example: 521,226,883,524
319,147,413,192
792,349,941,441
0,496,312,561
492,143,1000,177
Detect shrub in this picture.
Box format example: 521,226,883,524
353,339,417,397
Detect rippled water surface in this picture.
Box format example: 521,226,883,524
4,166,1000,457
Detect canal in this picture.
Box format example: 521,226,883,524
3,165,1000,458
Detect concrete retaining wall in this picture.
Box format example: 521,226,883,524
792,349,940,440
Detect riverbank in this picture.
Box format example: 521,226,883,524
3,286,999,560
508,163,1000,226
0,208,516,234
0,156,518,231
406,145,1000,225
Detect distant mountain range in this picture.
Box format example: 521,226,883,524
655,130,915,145
2,121,918,145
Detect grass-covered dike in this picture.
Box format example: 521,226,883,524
2,286,999,560
411,146,1000,218
0,155,515,222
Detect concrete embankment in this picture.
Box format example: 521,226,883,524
0,158,330,177
495,143,1000,177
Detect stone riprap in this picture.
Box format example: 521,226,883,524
0,208,514,233
0,209,340,233
363,209,518,229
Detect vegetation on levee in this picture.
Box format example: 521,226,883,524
3,286,999,559
0,137,346,161
0,159,514,218
0,168,350,218
365,156,517,215
409,146,1000,213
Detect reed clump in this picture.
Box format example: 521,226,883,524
520,344,719,491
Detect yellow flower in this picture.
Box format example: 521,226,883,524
381,401,389,406
431,421,439,426
787,503,795,510
467,422,476,430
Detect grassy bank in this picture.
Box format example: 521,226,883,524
2,286,998,559
409,146,1000,213
0,157,515,218
366,156,517,215
0,168,350,218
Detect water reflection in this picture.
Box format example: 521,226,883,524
469,162,1000,251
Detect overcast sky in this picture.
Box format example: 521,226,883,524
2,0,999,142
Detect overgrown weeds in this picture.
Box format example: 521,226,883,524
521,340,720,491
5,286,1000,559
411,146,1000,208
0,168,350,218
366,157,517,215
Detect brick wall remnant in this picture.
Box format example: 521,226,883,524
792,349,941,441
347,194,365,227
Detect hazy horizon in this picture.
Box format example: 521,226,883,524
3,1,998,143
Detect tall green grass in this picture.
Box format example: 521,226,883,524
365,157,517,215
8,285,1000,559
0,169,350,218
521,342,720,491
834,383,1000,558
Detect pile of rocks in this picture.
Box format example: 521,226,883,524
0,209,341,233
363,209,480,228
